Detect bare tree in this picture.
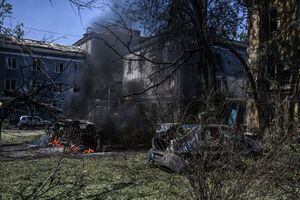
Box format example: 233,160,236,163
91,1,299,199
94,0,299,135
0,0,88,146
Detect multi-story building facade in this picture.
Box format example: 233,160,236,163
122,40,247,122
0,36,85,121
0,30,248,125
73,29,142,122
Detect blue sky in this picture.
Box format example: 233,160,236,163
5,0,108,45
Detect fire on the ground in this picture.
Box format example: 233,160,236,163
48,119,101,154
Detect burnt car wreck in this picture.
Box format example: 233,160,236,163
147,123,262,172
47,119,101,152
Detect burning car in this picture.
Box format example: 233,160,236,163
147,123,262,172
47,119,101,153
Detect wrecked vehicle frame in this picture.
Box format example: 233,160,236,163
47,118,101,151
147,123,262,172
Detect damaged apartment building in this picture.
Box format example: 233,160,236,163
0,35,85,122
122,39,247,122
0,30,248,125
73,29,142,122
72,28,248,123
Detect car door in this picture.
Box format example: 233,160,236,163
28,117,33,126
34,116,42,126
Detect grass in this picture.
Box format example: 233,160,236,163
1,129,45,145
0,129,189,199
0,154,189,200
2,130,297,199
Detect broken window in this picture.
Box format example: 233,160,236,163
54,63,64,73
5,79,16,90
269,7,278,33
6,57,17,69
53,83,63,93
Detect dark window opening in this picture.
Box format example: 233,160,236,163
6,57,17,69
55,63,64,73
32,59,42,71
5,80,16,90
53,83,63,93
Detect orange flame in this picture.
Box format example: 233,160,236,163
83,148,94,154
48,137,64,148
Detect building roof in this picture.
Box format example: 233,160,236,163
73,29,143,47
0,34,85,55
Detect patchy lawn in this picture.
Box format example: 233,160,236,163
0,154,189,200
1,130,189,199
0,130,298,199
1,129,45,145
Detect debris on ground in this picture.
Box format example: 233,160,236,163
47,119,101,153
147,123,263,172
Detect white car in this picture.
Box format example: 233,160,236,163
18,115,52,129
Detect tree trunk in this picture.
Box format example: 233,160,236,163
0,120,2,149
193,0,217,110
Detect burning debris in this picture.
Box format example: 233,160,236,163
48,136,64,148
83,148,95,154
47,119,101,154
